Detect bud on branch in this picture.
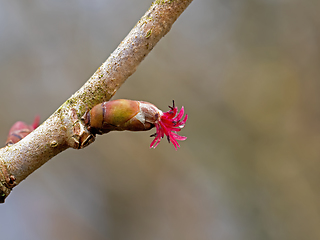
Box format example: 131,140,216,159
83,99,188,150
6,116,40,146
0,0,193,203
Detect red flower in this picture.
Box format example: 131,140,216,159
150,101,188,150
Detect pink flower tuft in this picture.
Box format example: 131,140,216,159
150,101,188,150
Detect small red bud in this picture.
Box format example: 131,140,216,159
6,115,40,146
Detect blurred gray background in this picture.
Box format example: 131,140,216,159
1,0,320,239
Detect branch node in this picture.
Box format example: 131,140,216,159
70,108,95,149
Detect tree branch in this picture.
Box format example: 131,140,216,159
0,0,193,203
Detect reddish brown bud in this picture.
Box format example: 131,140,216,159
83,99,161,134
6,116,40,146
83,99,188,150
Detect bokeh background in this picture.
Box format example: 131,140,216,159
1,0,320,239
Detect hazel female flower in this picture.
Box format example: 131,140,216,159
150,101,187,150
83,99,187,150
